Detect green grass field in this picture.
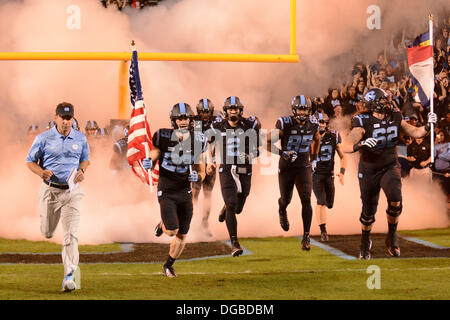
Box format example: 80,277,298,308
0,228,448,300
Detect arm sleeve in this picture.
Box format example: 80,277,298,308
26,136,43,163
275,118,283,131
152,129,161,148
80,138,90,162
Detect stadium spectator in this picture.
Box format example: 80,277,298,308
342,85,358,116
370,53,389,74
438,111,450,137
433,130,450,196
323,88,342,118
398,135,412,178
407,136,432,178
355,80,367,101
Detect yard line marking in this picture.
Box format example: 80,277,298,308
295,236,357,260
401,236,449,249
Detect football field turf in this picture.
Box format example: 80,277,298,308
0,228,448,300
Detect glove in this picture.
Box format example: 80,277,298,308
311,160,317,172
142,158,153,170
361,138,378,148
237,151,249,163
281,150,298,162
353,138,377,152
188,170,199,182
425,112,437,132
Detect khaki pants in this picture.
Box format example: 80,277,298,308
39,183,84,276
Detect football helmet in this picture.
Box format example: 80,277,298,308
363,88,393,113
196,98,215,115
291,95,312,121
85,120,99,131
170,102,195,129
315,111,329,133
223,96,244,120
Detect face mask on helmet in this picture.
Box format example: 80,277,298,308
364,88,392,114
291,95,312,122
223,96,244,121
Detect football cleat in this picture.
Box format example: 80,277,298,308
278,200,289,231
301,234,311,251
61,273,76,292
385,232,401,257
359,239,373,260
231,242,243,257
163,264,177,278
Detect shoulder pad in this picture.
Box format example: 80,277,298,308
246,115,260,129
281,116,293,126
159,128,172,139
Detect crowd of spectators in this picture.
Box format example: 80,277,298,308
310,12,450,197
100,0,161,10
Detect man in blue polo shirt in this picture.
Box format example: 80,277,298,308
26,102,89,292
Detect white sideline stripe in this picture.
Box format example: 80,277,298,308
295,236,357,260
401,236,449,249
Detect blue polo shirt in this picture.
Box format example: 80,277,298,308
26,126,89,184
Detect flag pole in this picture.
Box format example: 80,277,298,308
429,14,435,180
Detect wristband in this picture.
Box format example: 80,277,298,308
424,123,431,132
340,168,346,175
311,154,318,161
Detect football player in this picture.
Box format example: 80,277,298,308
312,111,347,242
110,125,130,171
192,98,218,237
207,96,261,257
142,103,206,277
343,88,437,259
268,95,321,251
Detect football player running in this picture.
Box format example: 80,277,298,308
312,111,347,242
192,98,218,237
268,95,321,251
343,88,437,259
142,103,206,277
207,96,262,257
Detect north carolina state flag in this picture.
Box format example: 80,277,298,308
407,31,434,107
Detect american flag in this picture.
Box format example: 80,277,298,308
126,49,159,186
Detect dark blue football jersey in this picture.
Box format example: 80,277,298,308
276,116,319,167
315,129,341,174
153,128,206,189
209,116,261,166
351,110,403,170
